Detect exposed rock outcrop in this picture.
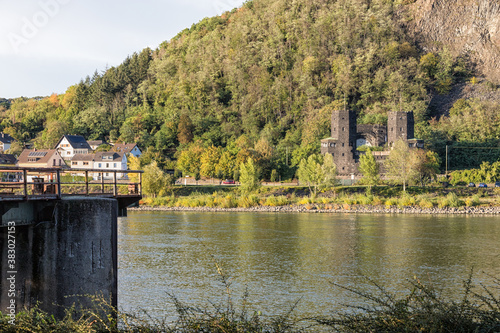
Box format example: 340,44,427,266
405,0,500,83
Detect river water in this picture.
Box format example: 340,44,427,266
118,211,500,321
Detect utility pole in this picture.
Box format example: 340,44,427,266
445,145,448,177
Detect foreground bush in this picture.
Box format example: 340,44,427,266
315,273,500,333
2,272,499,332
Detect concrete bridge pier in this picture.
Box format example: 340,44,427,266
0,197,117,318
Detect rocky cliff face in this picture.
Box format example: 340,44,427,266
405,0,500,83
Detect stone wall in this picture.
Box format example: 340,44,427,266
0,197,117,318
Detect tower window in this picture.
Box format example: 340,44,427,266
400,128,403,132
342,153,345,156
334,127,336,131
342,143,344,147
342,127,345,131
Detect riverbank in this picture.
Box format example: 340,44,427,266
131,184,500,215
130,203,500,214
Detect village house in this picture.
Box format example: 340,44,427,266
111,143,142,157
0,154,16,167
70,154,95,169
0,154,18,181
70,151,127,180
87,140,105,151
54,135,91,160
17,149,66,168
0,133,14,152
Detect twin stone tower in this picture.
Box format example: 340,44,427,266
320,110,423,175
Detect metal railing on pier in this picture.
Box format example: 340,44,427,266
0,167,143,201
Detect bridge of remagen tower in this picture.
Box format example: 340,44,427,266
0,166,143,319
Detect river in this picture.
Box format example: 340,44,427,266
118,211,500,322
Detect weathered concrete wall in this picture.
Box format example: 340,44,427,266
0,197,117,318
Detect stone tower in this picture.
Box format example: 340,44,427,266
320,110,357,174
387,111,414,147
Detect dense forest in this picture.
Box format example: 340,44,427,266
1,0,499,179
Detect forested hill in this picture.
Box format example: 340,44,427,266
1,0,500,176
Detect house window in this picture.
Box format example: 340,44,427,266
98,163,102,168
83,162,89,166
106,163,109,168
53,159,56,166
113,163,117,168
72,161,77,165
106,173,109,177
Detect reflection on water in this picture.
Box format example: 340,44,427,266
118,211,500,320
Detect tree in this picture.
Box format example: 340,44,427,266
297,153,336,196
321,153,337,188
216,149,236,180
270,169,279,182
358,148,380,188
142,161,171,198
384,139,414,191
127,155,142,183
200,145,221,181
239,158,260,193
176,143,204,176
177,114,194,144
411,150,441,186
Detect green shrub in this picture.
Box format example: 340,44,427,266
385,197,398,207
398,192,416,207
465,194,481,207
298,197,313,205
219,195,237,208
263,196,289,206
438,192,462,208
357,194,374,205
417,195,434,209
237,194,260,208
315,272,500,333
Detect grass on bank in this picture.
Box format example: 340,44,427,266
1,272,499,332
140,184,500,210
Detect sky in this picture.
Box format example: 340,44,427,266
0,0,246,99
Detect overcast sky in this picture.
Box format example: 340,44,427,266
0,0,246,98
